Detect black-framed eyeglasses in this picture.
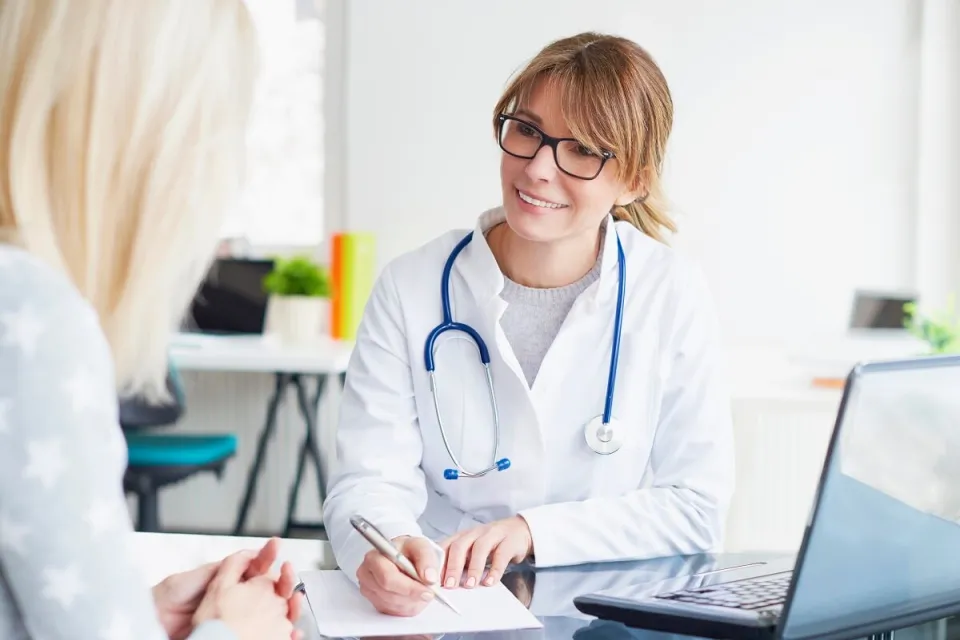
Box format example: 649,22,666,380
497,113,615,181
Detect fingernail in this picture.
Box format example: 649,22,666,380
421,590,435,601
424,567,438,583
445,577,456,588
466,576,476,588
483,575,494,586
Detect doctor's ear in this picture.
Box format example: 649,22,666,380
614,169,650,207
614,186,648,207
614,190,646,207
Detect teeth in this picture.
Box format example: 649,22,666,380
519,191,566,209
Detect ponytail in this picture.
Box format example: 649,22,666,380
611,190,677,245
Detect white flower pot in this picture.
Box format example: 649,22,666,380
267,295,329,345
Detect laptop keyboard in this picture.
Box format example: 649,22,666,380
655,571,792,613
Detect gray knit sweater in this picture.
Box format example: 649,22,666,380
499,256,602,387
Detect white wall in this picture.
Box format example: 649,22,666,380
916,0,960,308
342,0,922,346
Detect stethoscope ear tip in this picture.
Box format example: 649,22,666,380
496,458,511,471
443,468,460,480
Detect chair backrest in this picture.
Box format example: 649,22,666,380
118,363,186,430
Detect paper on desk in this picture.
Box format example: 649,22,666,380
300,570,543,637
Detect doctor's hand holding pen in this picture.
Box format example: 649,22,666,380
356,517,533,616
358,536,444,617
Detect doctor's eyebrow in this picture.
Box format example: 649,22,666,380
513,108,543,124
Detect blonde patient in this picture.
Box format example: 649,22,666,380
0,1,301,639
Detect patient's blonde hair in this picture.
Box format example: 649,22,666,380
0,0,258,399
493,32,676,243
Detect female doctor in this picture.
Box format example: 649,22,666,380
322,31,735,617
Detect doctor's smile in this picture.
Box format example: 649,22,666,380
516,189,568,211
323,30,733,618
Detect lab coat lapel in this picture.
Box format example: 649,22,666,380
588,214,622,310
453,207,530,389
453,208,504,305
448,207,549,500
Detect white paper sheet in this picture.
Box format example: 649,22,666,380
300,570,544,637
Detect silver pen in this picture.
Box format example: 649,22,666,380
350,514,461,615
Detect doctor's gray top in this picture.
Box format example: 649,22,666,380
0,245,235,640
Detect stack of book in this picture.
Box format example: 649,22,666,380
330,232,376,341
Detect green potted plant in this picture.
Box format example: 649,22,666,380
262,255,331,345
903,295,960,354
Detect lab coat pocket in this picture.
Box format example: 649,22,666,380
425,330,501,478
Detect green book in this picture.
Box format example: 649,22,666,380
339,232,376,341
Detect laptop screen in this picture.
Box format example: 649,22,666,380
186,258,275,334
780,357,960,640
849,291,914,330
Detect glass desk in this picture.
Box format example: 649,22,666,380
296,552,957,640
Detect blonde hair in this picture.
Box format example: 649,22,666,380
0,0,258,399
493,32,676,243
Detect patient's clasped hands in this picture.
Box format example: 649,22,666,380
154,537,303,640
357,516,533,617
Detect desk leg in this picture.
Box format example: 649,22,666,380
283,374,328,537
233,373,287,536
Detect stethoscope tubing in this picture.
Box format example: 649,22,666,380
424,226,625,479
603,237,627,425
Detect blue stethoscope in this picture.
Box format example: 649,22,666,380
424,227,627,480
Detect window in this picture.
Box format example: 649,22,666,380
221,0,325,247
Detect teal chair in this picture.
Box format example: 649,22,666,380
120,365,237,532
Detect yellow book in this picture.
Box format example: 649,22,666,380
336,232,376,341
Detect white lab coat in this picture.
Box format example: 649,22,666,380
322,207,735,581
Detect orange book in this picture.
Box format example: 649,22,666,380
330,233,344,338
812,377,846,389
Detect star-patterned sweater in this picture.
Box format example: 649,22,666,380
0,245,236,640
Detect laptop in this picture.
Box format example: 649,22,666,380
574,355,960,640
185,258,274,335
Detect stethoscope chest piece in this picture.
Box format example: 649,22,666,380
584,415,623,455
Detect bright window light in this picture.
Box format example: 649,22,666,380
221,0,325,247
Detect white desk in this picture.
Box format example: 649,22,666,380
168,333,353,537
169,333,353,374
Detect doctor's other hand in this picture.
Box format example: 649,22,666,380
357,535,441,617
192,550,300,640
440,516,533,589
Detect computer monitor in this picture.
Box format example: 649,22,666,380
185,258,274,335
